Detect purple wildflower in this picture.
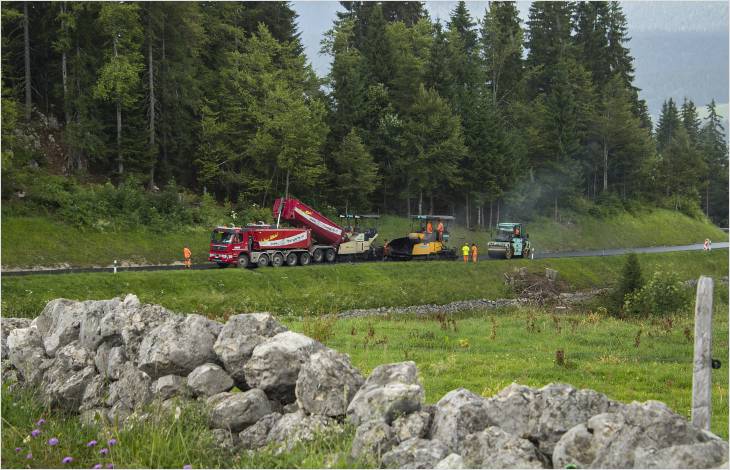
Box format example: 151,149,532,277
36,418,46,426
183,465,192,469
107,438,117,446
93,464,103,469
31,429,41,437
87,440,98,447
48,437,59,446
62,456,74,464
106,464,114,469
26,453,33,459
100,448,109,455
15,447,22,452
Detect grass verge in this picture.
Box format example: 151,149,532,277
2,250,727,319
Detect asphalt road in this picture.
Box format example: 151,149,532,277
2,242,726,277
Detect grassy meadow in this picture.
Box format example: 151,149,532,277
2,250,728,468
2,208,726,268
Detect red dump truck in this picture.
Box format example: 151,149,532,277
209,197,377,268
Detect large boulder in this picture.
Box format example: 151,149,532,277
211,428,241,453
137,314,222,379
429,388,491,453
152,374,189,400
460,426,548,469
99,300,173,363
484,382,622,454
435,454,465,469
7,326,48,385
208,388,272,432
107,362,153,411
79,374,108,412
296,349,364,417
38,298,122,356
350,419,398,463
106,346,127,380
243,332,325,402
187,363,234,397
381,437,450,469
213,313,287,386
553,400,728,469
347,362,424,426
392,410,432,442
1,318,31,359
266,410,339,452
238,412,282,450
634,440,729,469
43,365,97,410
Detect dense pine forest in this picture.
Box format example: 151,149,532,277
1,1,728,228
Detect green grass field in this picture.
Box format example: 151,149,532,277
2,251,728,468
2,250,727,319
2,209,725,268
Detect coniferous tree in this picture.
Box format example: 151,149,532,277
481,1,523,109
655,98,681,153
525,1,575,97
330,128,380,212
699,100,729,224
680,98,701,146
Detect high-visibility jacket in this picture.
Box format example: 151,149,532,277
437,223,444,233
471,246,478,257
426,222,433,233
183,248,191,259
462,245,470,256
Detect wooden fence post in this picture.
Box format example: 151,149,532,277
691,276,713,430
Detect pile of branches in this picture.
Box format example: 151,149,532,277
504,267,566,306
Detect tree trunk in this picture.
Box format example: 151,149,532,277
477,204,481,228
429,194,434,215
489,200,493,229
160,16,167,184
465,192,470,229
418,190,423,216
496,199,500,227
603,138,608,192
406,196,411,218
529,167,534,183
148,31,156,189
554,196,558,222
24,1,31,121
705,183,710,217
113,38,123,176
61,2,69,126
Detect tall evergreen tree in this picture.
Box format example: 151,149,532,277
680,98,701,146
330,128,380,212
699,100,729,224
481,1,523,109
525,1,575,96
655,98,681,153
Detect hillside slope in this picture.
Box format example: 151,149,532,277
1,209,726,269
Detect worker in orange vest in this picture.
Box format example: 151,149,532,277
437,219,444,242
183,246,192,269
471,243,478,263
426,220,433,234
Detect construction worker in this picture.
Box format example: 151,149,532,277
183,246,192,269
383,239,390,260
514,225,521,237
471,243,478,263
426,220,433,234
437,219,444,242
462,243,470,263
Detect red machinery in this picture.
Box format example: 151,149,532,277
209,197,376,268
273,197,346,246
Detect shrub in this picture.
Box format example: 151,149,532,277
624,270,691,317
611,253,643,313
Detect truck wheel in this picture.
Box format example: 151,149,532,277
299,252,311,266
312,248,324,263
325,248,336,263
257,254,270,268
505,247,513,259
237,254,250,268
286,252,298,267
272,252,284,267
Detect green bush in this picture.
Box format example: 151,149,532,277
611,253,643,313
624,270,691,316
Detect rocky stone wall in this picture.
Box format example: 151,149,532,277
2,295,727,469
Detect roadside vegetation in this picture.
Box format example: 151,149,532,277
2,207,726,269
